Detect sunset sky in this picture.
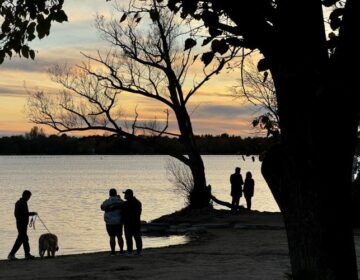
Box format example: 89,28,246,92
0,0,262,137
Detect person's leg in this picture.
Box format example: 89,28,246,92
231,196,236,211
22,231,30,257
109,236,116,254
234,196,240,209
117,236,124,252
117,224,124,253
124,225,133,253
133,224,142,254
9,235,23,257
106,224,116,255
9,226,28,257
248,197,252,210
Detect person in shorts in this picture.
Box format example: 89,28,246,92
101,188,124,255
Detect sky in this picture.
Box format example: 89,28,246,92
0,0,261,137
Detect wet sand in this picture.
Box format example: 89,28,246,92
1,210,360,280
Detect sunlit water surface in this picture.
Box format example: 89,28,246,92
0,155,278,260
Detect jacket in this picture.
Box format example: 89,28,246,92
243,178,255,197
14,198,35,227
101,196,124,225
123,197,142,225
230,173,244,197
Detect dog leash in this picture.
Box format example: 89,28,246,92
29,214,52,233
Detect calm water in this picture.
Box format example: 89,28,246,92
0,155,278,260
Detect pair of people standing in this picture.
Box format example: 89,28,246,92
101,188,142,256
230,167,255,211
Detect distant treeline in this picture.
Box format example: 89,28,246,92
0,131,276,155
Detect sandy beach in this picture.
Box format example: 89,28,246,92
1,210,360,280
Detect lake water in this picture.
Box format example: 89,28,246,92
0,155,279,260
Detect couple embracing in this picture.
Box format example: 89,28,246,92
101,188,142,256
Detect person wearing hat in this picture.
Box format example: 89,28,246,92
122,189,142,255
101,188,125,256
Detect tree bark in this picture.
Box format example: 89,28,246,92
256,0,359,278
175,108,210,208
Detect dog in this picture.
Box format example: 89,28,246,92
39,233,59,258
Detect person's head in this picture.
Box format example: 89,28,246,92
246,171,252,179
109,188,117,197
235,167,241,174
123,189,134,200
22,190,32,201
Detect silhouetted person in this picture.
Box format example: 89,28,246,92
8,190,37,260
122,189,142,255
230,167,244,212
101,188,125,256
244,172,255,210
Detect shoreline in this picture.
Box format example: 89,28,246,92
3,209,360,279
0,210,295,280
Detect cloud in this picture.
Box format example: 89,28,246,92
192,104,256,119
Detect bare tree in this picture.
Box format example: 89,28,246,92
166,159,194,205
234,58,279,137
27,0,237,208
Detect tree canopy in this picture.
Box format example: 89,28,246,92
0,0,67,63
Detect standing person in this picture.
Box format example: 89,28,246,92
8,190,37,260
230,167,244,212
122,189,142,255
101,188,125,256
243,171,255,210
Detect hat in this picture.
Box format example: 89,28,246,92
123,189,133,196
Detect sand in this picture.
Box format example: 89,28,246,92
1,210,360,280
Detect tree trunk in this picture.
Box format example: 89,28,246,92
188,153,210,208
256,1,359,278
262,138,358,279
176,109,210,209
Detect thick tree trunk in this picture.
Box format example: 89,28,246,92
257,1,359,278
262,138,358,279
176,109,210,209
188,154,210,208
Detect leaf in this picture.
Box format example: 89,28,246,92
27,22,36,35
1,20,11,34
21,45,30,58
217,40,229,54
209,26,222,37
202,37,213,46
257,58,269,71
53,10,68,23
120,13,127,23
29,50,35,60
184,38,196,50
201,51,214,67
329,8,343,30
0,50,5,64
252,119,259,127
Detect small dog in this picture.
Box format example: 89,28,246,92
39,233,59,258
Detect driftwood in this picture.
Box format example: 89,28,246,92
210,194,244,211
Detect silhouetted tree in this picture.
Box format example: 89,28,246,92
27,0,237,208
169,0,360,279
234,58,279,137
0,0,67,63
